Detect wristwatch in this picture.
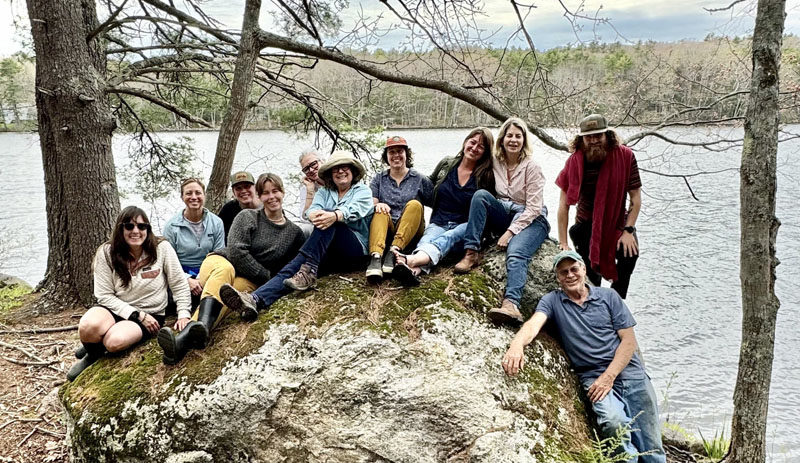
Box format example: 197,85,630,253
129,311,141,322
623,226,636,234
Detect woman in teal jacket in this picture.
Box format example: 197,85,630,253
218,151,374,320
164,178,226,299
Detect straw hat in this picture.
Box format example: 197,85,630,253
317,150,366,180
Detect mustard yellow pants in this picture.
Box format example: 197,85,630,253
193,254,257,329
368,199,425,255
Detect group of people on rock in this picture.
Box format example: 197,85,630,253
67,114,664,462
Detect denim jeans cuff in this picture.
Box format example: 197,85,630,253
503,294,520,307
415,243,441,266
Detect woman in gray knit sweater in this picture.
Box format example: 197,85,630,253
67,206,191,381
157,173,306,365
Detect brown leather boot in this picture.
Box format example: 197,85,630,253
454,249,483,274
488,299,524,326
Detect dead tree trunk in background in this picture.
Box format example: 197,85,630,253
206,0,262,212
26,0,120,310
729,0,784,461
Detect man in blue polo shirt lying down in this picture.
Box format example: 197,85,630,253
502,250,665,463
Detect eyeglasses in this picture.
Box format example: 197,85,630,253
122,223,150,231
301,160,319,174
556,264,582,278
331,165,351,173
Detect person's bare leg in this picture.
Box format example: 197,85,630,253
77,306,116,344
102,321,144,353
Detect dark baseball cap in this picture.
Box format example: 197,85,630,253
230,171,255,186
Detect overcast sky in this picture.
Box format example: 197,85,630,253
2,0,799,57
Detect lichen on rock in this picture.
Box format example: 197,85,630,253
61,240,595,462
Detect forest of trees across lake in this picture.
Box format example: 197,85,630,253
3,35,800,132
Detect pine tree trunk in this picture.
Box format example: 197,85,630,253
729,0,784,461
206,0,262,213
26,0,119,310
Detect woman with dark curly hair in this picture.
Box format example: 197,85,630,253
67,206,190,381
218,151,374,318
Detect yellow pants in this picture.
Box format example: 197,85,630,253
193,254,257,329
368,200,425,255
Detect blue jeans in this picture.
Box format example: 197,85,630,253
580,376,666,463
252,222,364,309
414,221,468,271
463,190,550,305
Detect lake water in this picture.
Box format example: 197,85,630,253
1,128,797,459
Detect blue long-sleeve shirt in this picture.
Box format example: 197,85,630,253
306,183,374,253
163,208,225,274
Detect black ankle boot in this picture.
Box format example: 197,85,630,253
190,297,223,349
66,342,104,381
158,322,200,365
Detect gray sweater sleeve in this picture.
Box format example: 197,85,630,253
226,211,271,283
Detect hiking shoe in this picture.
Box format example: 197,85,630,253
382,251,396,274
488,299,525,326
454,249,483,274
366,254,383,284
284,263,317,291
219,284,259,321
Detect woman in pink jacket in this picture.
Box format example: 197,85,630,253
454,117,550,326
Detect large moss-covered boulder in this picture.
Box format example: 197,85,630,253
60,241,596,462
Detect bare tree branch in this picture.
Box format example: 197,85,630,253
254,28,567,150
704,0,746,12
106,86,213,127
89,0,130,42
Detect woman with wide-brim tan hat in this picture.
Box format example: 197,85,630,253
218,150,374,318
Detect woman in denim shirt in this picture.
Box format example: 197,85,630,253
392,127,495,286
365,136,434,283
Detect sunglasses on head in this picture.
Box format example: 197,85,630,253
122,222,150,231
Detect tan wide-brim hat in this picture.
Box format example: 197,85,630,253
578,114,609,136
318,150,366,180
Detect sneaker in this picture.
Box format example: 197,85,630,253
454,249,483,274
219,284,259,321
284,263,317,291
488,299,525,326
381,250,396,274
366,254,383,284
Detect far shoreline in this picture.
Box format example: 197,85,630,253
0,121,755,136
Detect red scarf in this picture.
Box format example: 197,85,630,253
555,145,634,281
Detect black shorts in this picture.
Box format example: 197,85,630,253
99,306,166,340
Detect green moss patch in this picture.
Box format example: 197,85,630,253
0,284,32,316
60,266,573,439
448,269,503,314
60,342,164,419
